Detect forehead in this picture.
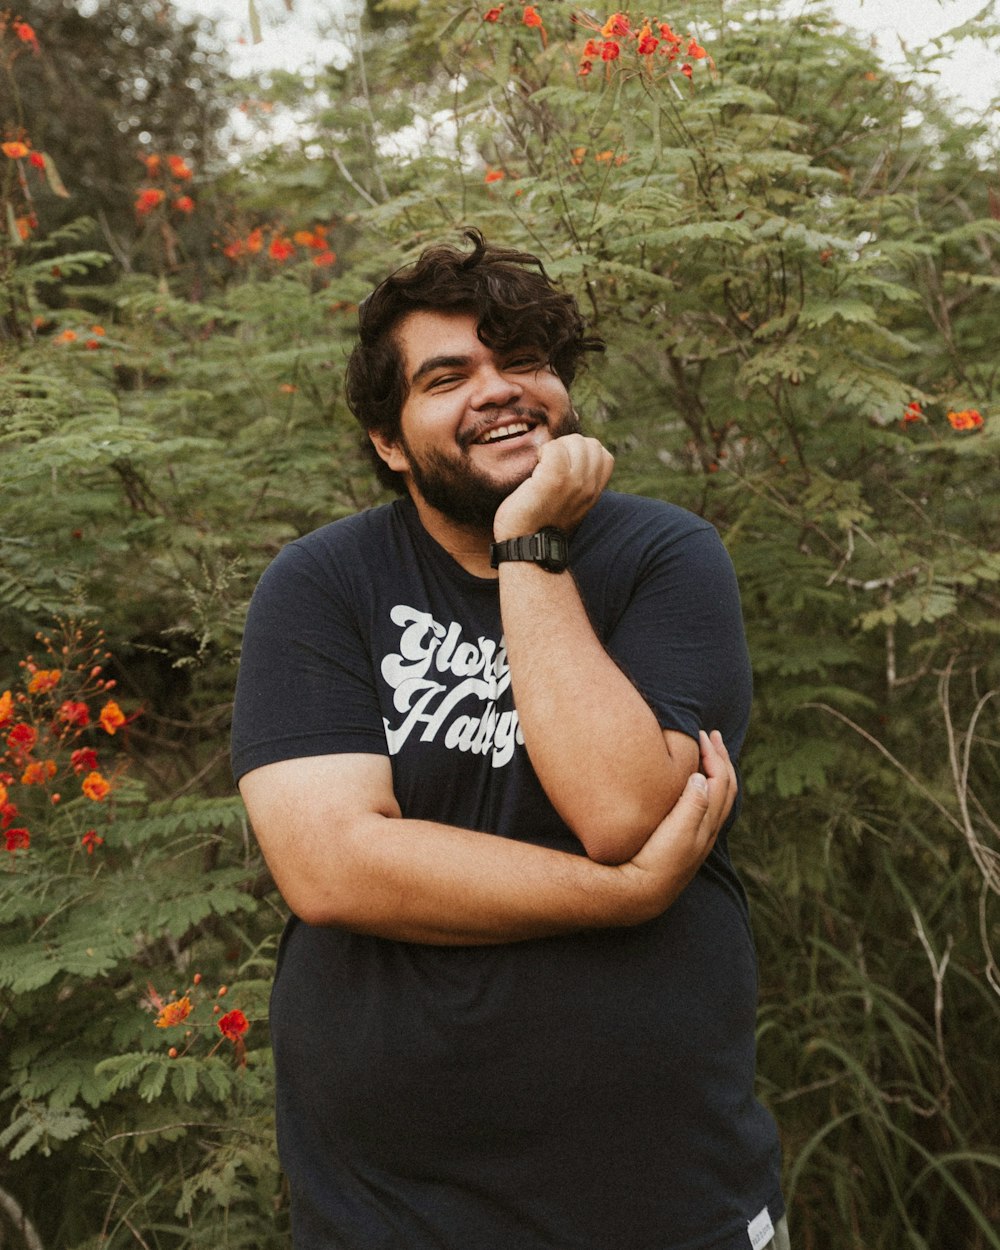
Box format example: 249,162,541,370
395,310,486,378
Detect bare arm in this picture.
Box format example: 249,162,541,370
238,731,735,944
494,434,698,863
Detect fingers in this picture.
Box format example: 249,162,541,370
498,435,612,537
624,732,738,921
698,729,737,831
537,433,613,495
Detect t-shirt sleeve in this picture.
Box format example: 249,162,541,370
230,539,388,782
605,522,753,756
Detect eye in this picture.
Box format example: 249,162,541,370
506,355,545,371
427,373,463,389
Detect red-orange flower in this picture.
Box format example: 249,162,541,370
218,1009,249,1041
29,151,45,170
99,700,126,735
71,746,98,773
173,195,195,214
55,329,78,344
687,37,707,59
483,5,503,20
681,63,693,78
28,668,61,694
12,20,39,49
81,829,105,855
155,995,192,1028
312,249,336,268
601,13,631,37
2,141,30,159
902,402,923,424
7,723,37,754
0,691,13,728
21,759,56,786
637,26,659,54
59,700,90,727
81,770,111,801
167,154,193,180
85,339,101,350
522,5,542,26
1,802,19,829
268,235,295,261
142,153,162,175
600,40,620,61
135,187,165,215
245,227,264,254
484,168,505,183
947,408,984,430
5,828,30,853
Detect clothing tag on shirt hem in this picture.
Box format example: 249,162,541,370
747,1206,775,1249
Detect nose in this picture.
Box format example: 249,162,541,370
471,361,524,409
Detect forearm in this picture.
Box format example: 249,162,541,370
269,810,642,944
499,563,694,862
241,738,734,947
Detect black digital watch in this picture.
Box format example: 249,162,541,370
489,527,569,573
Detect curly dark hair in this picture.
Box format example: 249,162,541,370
345,229,605,493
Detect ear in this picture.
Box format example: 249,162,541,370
368,429,409,475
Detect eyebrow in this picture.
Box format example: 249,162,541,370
410,354,471,385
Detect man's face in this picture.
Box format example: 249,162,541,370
372,310,578,531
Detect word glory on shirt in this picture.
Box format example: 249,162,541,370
231,491,784,1250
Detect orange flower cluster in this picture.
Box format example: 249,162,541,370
947,408,984,431
156,995,193,1029
482,4,547,43
147,978,251,1067
1,626,133,860
900,403,986,431
134,151,197,218
221,222,336,268
575,12,709,80
1,129,66,238
53,324,108,351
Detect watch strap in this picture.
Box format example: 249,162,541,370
489,527,569,572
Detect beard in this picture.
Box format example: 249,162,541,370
400,404,580,531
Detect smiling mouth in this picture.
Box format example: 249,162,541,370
473,421,534,445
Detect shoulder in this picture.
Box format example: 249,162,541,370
287,500,404,563
254,501,406,595
577,490,716,555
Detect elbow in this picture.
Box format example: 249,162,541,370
571,802,661,866
569,772,696,864
258,832,361,930
271,872,344,928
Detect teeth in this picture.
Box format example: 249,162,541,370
478,422,531,444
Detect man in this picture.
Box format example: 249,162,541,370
232,231,786,1249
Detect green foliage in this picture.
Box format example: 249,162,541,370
2,1,999,1246
0,627,283,1245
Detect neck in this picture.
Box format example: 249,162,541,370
408,492,497,579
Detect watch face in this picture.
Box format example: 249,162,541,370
538,528,568,572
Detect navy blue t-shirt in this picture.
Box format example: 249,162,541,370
232,491,784,1250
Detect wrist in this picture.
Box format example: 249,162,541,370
489,527,569,574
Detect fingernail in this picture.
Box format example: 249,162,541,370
690,773,708,796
